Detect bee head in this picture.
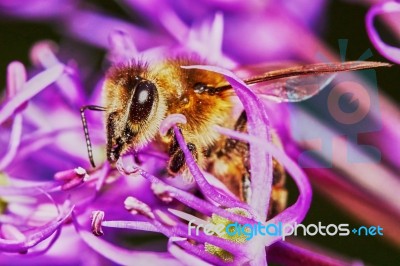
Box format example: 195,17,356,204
103,65,167,163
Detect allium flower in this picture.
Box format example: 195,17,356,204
1,1,399,266
366,1,400,64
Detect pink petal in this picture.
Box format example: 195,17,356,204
168,237,213,266
268,241,357,266
101,220,159,233
6,61,26,98
0,64,65,125
126,167,255,225
0,206,72,252
171,125,250,211
74,217,180,266
1,224,26,242
183,65,272,222
214,126,312,246
290,107,400,216
60,9,172,51
107,30,139,63
0,114,23,170
30,40,85,106
159,114,187,136
366,2,400,64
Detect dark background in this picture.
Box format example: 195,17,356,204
0,1,399,265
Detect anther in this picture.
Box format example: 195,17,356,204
124,196,155,219
91,211,105,236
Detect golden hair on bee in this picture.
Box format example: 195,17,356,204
101,57,233,165
102,61,167,161
80,58,390,209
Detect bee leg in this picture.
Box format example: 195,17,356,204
133,152,142,165
268,186,288,218
168,142,198,175
206,111,250,202
242,173,251,204
267,157,287,217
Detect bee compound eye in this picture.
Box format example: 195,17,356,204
130,81,157,123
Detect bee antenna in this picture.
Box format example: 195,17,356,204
80,105,107,168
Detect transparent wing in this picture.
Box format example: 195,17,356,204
221,61,390,103
250,72,336,103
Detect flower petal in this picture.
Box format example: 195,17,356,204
6,61,26,98
366,2,400,64
60,9,172,50
267,241,357,266
101,220,159,233
30,41,85,107
171,125,250,211
0,114,23,170
73,216,180,266
107,30,139,63
182,65,272,222
0,205,73,252
0,181,61,196
135,168,255,225
214,126,312,246
0,64,65,125
168,237,213,266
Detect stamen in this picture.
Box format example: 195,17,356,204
1,224,26,242
0,205,73,253
116,157,140,176
126,167,255,225
213,125,312,246
168,208,209,226
0,64,65,125
158,114,250,210
0,115,23,170
0,61,26,169
159,113,187,136
70,176,85,188
168,237,217,266
124,196,155,220
54,167,88,190
205,208,252,262
171,124,250,210
30,40,84,106
75,167,89,178
28,203,59,227
54,167,89,181
101,221,159,233
108,30,138,63
366,2,400,64
153,210,177,227
183,65,273,222
151,183,174,203
73,214,177,265
91,211,105,236
6,61,26,99
25,228,61,256
30,40,59,68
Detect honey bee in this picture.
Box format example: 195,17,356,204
80,58,388,216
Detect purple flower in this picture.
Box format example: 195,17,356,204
366,1,400,64
1,1,399,265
